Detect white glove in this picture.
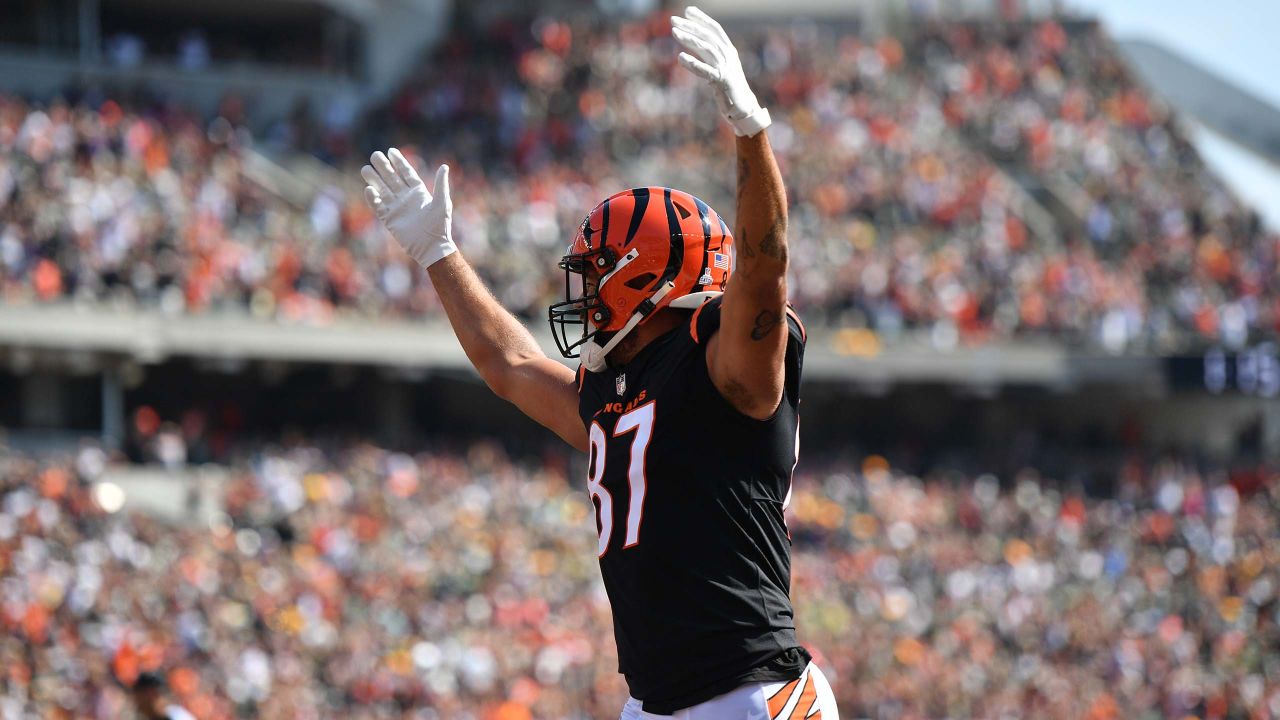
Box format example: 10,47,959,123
671,6,771,137
361,148,456,268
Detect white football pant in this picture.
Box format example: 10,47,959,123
620,661,838,720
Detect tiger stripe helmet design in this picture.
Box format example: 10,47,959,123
549,187,734,370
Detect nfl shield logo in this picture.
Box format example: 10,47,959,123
616,373,626,396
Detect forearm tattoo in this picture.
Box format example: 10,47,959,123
750,309,782,341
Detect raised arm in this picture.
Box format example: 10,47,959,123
361,150,586,451
672,7,789,420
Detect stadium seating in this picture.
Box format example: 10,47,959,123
4,8,1279,720
1,15,1275,352
2,442,1275,718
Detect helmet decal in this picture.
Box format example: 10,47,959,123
622,187,650,248
659,189,685,287
690,194,714,291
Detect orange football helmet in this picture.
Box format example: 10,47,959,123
549,187,734,368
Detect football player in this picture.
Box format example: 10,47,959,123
361,7,838,718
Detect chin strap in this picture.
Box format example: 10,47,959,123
581,281,676,372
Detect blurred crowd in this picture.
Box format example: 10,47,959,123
912,21,1279,350
0,93,419,324
1,13,1277,351
2,441,619,720
2,440,1278,719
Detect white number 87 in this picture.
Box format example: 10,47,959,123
586,402,655,557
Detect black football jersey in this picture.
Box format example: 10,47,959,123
576,296,809,712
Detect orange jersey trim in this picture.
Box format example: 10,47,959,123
785,305,806,343
688,300,710,344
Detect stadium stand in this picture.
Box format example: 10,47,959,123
3,5,1280,720
1,14,1275,353
2,442,1276,718
913,20,1278,351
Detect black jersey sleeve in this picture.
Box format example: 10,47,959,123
686,296,807,415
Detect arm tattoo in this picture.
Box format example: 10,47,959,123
758,216,787,262
734,145,787,263
750,309,782,341
737,227,755,259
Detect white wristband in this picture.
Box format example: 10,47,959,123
412,235,457,268
729,107,772,138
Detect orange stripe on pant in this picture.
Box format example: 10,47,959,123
787,673,818,719
766,677,800,718
767,672,821,720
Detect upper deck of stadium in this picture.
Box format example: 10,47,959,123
0,1,1276,388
